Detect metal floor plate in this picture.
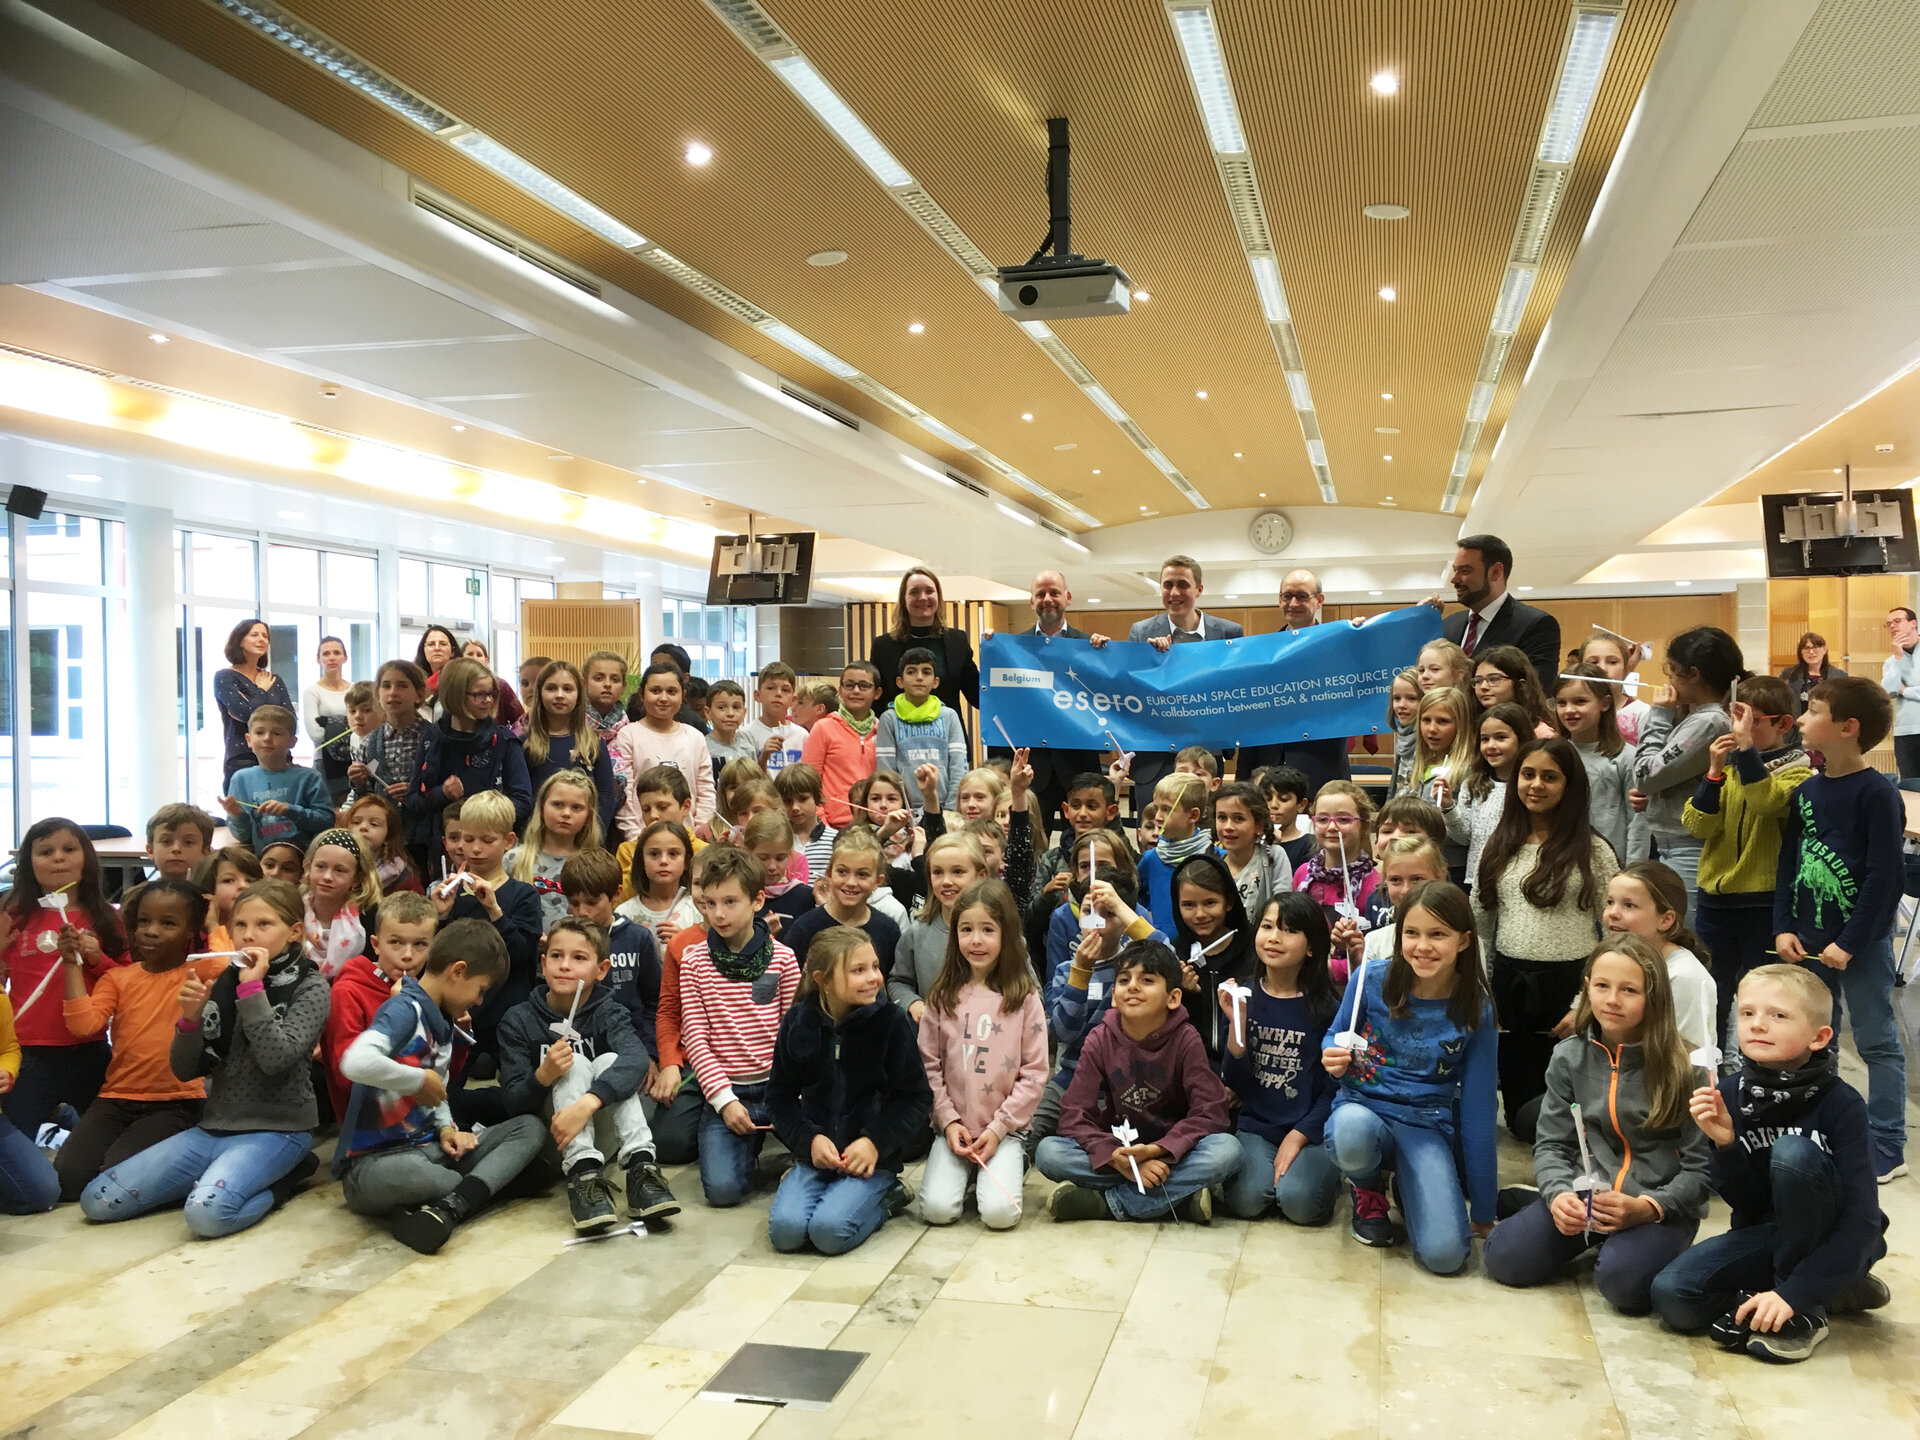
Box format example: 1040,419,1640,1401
697,1342,868,1411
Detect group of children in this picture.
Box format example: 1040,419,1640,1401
0,623,1902,1366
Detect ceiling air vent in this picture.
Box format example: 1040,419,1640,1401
704,0,794,55
778,384,859,430
1216,158,1273,254
0,343,112,376
633,248,773,326
413,188,602,297
945,471,990,498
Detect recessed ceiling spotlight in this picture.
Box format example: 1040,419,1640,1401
1233,451,1244,458
547,453,573,462
1375,427,1400,435
1022,413,1034,421
1369,589,1383,597
1196,390,1208,400
1379,499,1399,508
907,322,924,334
1370,71,1399,95
805,249,848,267
1092,468,1102,474
1381,391,1393,400
451,423,466,432
1089,598,1102,604
685,141,712,166
1675,580,1692,587
1833,467,1843,474
1362,203,1410,220
1383,455,1393,462
1139,505,1149,512
147,333,168,344
1225,594,1238,600
1257,491,1266,498
1383,495,1395,501
1133,289,1150,303
1378,286,1397,302
1054,442,1078,451
1518,586,1534,592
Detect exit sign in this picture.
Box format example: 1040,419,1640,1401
465,577,481,596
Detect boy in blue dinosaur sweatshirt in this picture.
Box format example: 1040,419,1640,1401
1136,772,1210,931
1652,964,1890,1363
562,848,661,1064
335,919,558,1254
874,648,968,813
1036,939,1241,1222
220,707,334,852
1771,676,1907,1182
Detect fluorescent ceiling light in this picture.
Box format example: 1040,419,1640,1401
1248,254,1290,324
1284,371,1314,410
1084,385,1128,424
450,132,645,249
1490,265,1536,334
1171,7,1248,154
1538,10,1620,164
914,414,974,450
1466,382,1496,423
759,322,860,379
996,503,1037,528
1017,321,1054,341
770,55,914,187
212,0,459,133
1452,450,1473,477
901,454,946,483
1306,439,1328,467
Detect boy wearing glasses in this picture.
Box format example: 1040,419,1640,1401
1681,675,1813,1055
800,662,882,827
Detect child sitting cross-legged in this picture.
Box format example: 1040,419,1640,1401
917,879,1049,1230
322,891,437,1123
335,918,562,1253
1650,964,1891,1363
498,918,680,1233
1036,939,1242,1223
1484,935,1712,1314
766,925,931,1254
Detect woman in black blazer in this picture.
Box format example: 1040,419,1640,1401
868,567,980,713
1778,631,1843,714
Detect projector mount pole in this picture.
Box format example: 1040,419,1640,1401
1028,117,1074,268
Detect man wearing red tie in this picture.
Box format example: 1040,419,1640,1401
1441,535,1561,691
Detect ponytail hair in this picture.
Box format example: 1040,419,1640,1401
1618,860,1709,967
1664,625,1747,700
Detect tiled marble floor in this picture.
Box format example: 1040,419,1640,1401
5,1051,1916,1440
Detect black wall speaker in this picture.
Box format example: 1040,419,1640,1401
5,487,47,519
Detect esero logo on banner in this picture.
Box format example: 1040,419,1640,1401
1053,688,1144,714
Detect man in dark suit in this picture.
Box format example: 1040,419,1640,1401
1236,568,1352,796
1442,534,1561,691
1125,556,1244,815
987,570,1111,838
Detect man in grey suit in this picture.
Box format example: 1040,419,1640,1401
1235,568,1352,796
1125,556,1243,814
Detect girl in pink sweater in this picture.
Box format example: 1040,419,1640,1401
916,879,1049,1230
612,662,716,839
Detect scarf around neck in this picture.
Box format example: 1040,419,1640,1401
197,942,317,1065
892,693,943,725
1156,828,1213,867
709,919,776,983
1302,848,1376,894
837,706,877,738
1735,1045,1839,1129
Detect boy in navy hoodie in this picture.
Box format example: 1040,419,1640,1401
1035,940,1241,1223
561,848,661,1067
1772,675,1908,1181
435,793,543,1084
1651,964,1890,1363
334,920,558,1254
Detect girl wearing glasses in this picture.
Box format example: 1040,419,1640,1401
407,655,534,861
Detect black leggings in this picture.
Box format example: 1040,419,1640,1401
4,1041,112,1140
55,1096,202,1202
1490,954,1583,1143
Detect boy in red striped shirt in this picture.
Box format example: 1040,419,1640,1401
677,846,800,1206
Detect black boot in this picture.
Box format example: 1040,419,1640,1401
268,1152,321,1210
389,1176,491,1256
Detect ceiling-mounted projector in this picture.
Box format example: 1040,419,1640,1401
993,116,1132,322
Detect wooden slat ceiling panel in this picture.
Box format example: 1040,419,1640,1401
112,0,1670,526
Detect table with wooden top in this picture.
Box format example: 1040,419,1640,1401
90,828,235,893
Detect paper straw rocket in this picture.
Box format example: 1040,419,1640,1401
1334,958,1369,1052
1218,979,1250,1048
1111,1119,1145,1192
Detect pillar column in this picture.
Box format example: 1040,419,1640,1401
124,504,178,822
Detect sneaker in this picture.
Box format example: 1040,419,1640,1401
1349,1182,1395,1248
566,1166,617,1234
1875,1149,1909,1184
1746,1313,1829,1364
1496,1184,1540,1220
623,1158,681,1222
388,1202,458,1255
1047,1181,1110,1222
1706,1292,1755,1351
883,1178,915,1218
1175,1187,1212,1225
1829,1272,1892,1315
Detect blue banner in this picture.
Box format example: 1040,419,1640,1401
979,606,1441,754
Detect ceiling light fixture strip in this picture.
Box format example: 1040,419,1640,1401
1164,1,1333,503
699,0,1197,515
1440,0,1621,514
208,0,1081,535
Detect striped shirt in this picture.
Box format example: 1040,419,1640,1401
677,932,800,1110
802,822,838,882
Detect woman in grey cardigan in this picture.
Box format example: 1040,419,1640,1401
79,880,327,1238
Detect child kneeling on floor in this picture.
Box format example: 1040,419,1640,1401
766,924,931,1254
1650,963,1891,1363
498,918,680,1234
335,918,562,1253
1036,940,1242,1223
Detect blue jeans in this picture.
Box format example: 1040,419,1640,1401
767,1161,896,1255
80,1127,311,1239
1327,1102,1471,1275
1033,1132,1243,1221
697,1083,769,1208
1652,836,1702,925
1811,933,1907,1162
1651,1135,1886,1330
0,1113,58,1215
1221,1130,1341,1224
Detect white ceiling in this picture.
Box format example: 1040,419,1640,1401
1469,0,1920,586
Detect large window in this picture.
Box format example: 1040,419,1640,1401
266,542,378,762
178,528,261,815
398,558,551,685
662,598,754,679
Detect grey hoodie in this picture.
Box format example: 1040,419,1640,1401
1535,1028,1712,1219
1632,703,1730,841
890,913,948,1012
1575,739,1635,862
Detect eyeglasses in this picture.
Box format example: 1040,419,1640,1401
466,686,497,701
1279,591,1318,603
1471,674,1505,688
841,679,875,691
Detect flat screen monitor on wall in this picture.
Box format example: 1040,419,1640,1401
706,531,815,605
1761,490,1920,578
